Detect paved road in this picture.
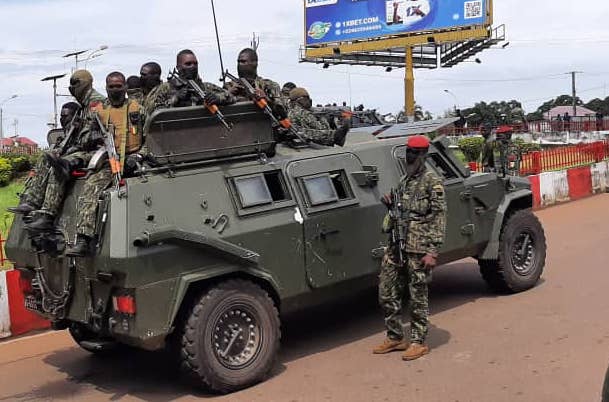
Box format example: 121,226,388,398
1,196,608,402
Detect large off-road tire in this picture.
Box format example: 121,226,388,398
479,209,546,293
179,279,280,393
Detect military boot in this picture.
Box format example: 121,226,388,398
25,213,55,232
372,338,409,354
402,343,429,361
65,235,92,257
7,202,36,214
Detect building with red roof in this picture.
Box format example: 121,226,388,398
0,136,38,154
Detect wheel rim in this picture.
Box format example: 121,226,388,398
212,303,262,370
510,230,536,276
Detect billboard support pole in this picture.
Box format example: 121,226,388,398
405,46,415,120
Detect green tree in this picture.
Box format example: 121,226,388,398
462,100,525,126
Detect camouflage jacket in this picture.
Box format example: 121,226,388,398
224,76,285,108
145,76,235,117
383,168,446,255
127,88,144,105
287,102,335,146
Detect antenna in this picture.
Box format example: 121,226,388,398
251,32,260,52
210,0,226,84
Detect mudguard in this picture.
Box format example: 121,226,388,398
479,189,533,260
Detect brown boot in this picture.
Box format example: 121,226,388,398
372,338,409,354
402,342,429,361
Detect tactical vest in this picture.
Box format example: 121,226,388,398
93,100,142,156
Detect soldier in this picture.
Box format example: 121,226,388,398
126,75,143,103
146,49,235,115
281,82,296,100
10,69,106,221
139,62,162,104
479,122,496,172
66,71,142,257
373,135,446,361
287,87,350,146
8,102,80,215
225,48,285,109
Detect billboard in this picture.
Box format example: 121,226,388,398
305,0,489,46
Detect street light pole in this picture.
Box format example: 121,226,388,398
0,95,18,140
83,45,109,68
41,74,66,129
444,89,459,111
63,50,88,72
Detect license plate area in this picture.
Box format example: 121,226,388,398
24,294,42,312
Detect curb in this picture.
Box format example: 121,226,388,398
528,161,609,209
0,270,50,339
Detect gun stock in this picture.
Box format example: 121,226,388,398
93,113,122,190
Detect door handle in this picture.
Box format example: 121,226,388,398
460,190,472,201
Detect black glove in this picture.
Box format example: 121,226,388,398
203,92,219,106
124,154,143,177
273,104,288,121
381,193,393,209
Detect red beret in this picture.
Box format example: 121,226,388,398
406,135,430,149
496,125,513,134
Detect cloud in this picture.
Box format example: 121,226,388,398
0,0,608,143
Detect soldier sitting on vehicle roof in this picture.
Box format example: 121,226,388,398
287,87,350,147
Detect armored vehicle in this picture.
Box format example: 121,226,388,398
6,103,546,393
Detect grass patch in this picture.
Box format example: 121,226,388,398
0,180,24,270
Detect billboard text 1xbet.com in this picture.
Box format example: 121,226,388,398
305,0,489,46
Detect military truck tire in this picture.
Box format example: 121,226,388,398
479,209,546,293
179,279,280,393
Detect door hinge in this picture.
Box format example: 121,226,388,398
460,223,475,235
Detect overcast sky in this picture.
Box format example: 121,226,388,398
1,0,608,144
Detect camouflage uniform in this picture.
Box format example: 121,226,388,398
480,134,496,171
127,88,144,104
145,77,235,118
224,76,286,108
287,102,335,146
379,169,446,343
29,89,106,217
75,98,142,238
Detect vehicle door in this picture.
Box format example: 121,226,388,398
286,153,384,289
393,146,477,262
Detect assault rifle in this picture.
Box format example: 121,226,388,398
223,70,308,144
168,69,232,132
93,113,122,191
389,187,406,265
56,106,83,155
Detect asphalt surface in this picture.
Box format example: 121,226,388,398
1,195,608,402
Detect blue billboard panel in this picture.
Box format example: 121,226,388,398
305,0,488,45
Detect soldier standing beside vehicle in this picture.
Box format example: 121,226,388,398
66,71,142,256
374,135,446,361
479,122,496,172
146,49,235,116
287,87,350,146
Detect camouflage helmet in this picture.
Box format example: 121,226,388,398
289,87,310,101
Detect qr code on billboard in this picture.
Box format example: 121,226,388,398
464,1,482,19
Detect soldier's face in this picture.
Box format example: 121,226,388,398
106,76,127,106
177,54,199,80
237,52,258,79
59,108,75,129
140,66,161,91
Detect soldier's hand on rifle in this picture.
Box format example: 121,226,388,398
203,92,219,106
227,83,242,96
254,88,267,100
381,193,393,209
421,253,438,270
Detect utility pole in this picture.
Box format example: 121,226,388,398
41,74,66,129
63,50,87,72
0,94,18,140
567,71,583,118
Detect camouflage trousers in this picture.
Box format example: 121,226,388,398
378,252,430,344
38,151,91,217
75,168,112,238
300,128,335,146
22,156,50,208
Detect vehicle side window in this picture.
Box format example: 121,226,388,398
229,170,293,216
300,170,356,211
427,153,459,180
